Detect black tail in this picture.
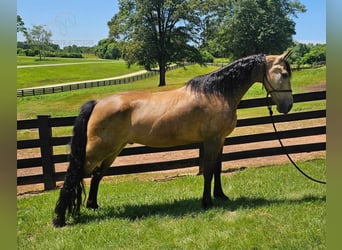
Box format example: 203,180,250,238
53,100,97,227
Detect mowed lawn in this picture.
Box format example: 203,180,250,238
17,57,144,88
17,159,326,249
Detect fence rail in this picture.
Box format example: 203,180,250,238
17,91,326,190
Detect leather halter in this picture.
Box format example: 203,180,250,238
263,63,292,94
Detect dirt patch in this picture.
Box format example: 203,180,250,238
305,82,326,92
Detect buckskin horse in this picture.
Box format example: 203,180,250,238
53,51,293,227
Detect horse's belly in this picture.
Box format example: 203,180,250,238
128,122,202,148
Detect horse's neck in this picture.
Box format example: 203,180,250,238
226,66,264,109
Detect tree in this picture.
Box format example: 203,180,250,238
94,38,121,59
25,25,52,60
288,41,310,68
108,0,204,86
302,44,326,65
17,15,27,35
202,0,306,59
287,42,326,67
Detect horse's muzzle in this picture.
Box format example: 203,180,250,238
277,102,293,114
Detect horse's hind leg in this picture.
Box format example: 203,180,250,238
86,154,116,209
86,168,105,209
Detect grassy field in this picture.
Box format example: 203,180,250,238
17,59,144,88
17,55,103,66
17,159,326,249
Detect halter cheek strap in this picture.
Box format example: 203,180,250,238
263,64,292,94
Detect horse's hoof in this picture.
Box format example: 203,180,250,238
214,193,230,201
52,216,66,228
86,200,99,210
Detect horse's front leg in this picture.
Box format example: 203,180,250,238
201,139,224,208
213,147,229,201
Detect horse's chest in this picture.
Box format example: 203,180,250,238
200,108,237,138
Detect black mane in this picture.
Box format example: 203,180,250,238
186,54,266,97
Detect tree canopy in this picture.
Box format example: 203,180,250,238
25,25,52,60
17,15,27,35
94,38,121,59
201,0,306,59
108,0,204,86
288,42,326,67
107,0,307,86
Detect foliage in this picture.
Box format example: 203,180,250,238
288,42,326,67
94,38,121,59
301,44,326,65
24,25,52,61
201,0,306,59
17,41,85,59
17,159,326,249
17,15,27,35
108,0,205,86
200,50,214,63
63,45,96,55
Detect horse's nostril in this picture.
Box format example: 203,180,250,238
277,103,293,114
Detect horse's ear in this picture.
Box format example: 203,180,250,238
281,50,292,61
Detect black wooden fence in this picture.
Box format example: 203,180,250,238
17,91,326,190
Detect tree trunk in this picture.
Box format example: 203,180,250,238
158,63,166,87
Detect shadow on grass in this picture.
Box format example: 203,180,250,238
75,194,326,225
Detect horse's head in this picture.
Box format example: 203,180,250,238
264,51,293,114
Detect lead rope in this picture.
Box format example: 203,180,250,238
266,93,326,185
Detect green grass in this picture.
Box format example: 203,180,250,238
17,159,326,249
17,60,144,88
17,55,104,65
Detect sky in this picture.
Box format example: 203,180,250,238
17,0,326,48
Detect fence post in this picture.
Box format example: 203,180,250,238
37,115,56,190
